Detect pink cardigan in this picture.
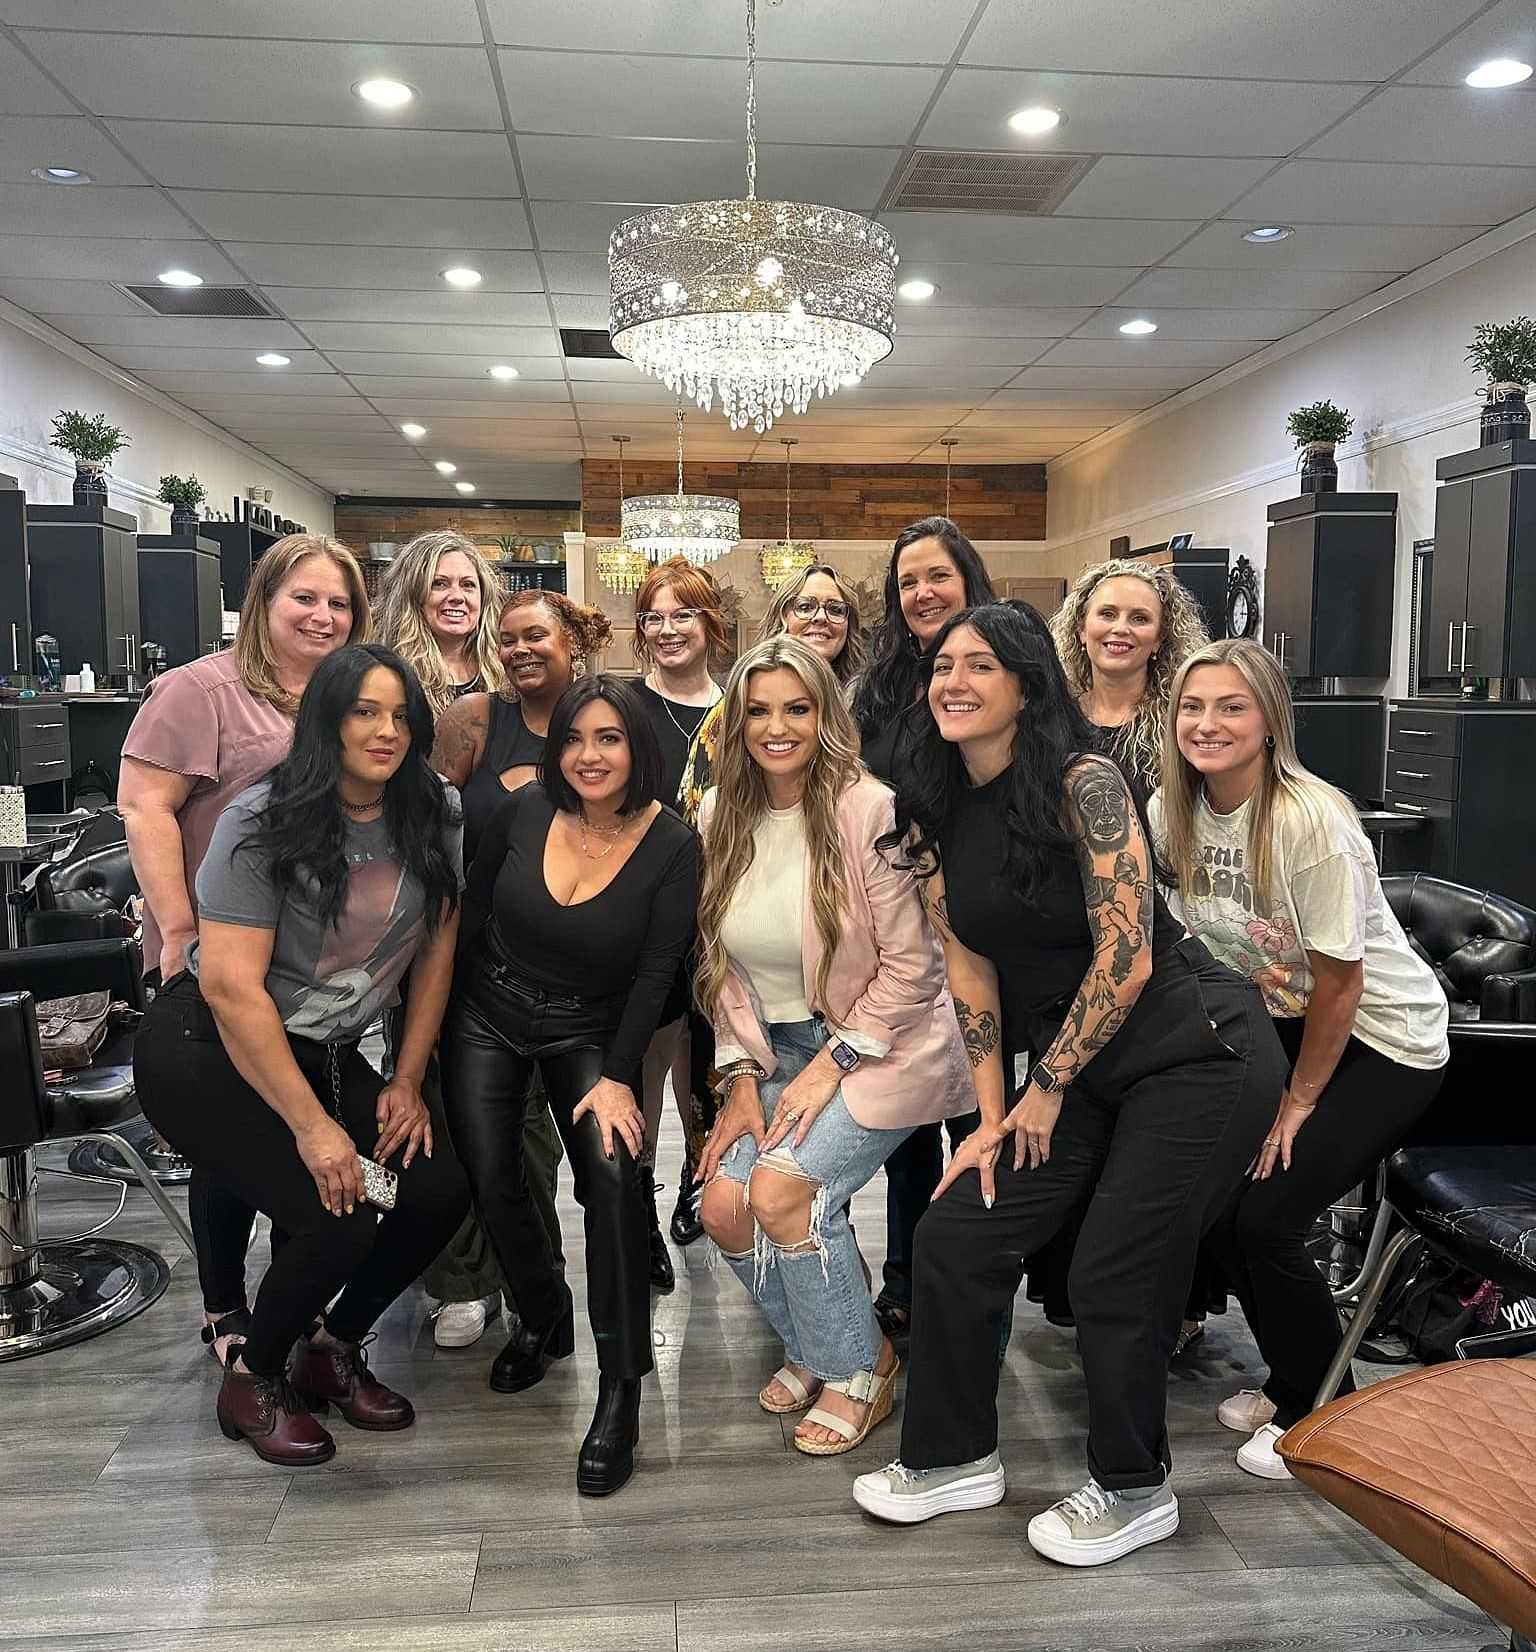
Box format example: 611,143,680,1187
700,775,973,1130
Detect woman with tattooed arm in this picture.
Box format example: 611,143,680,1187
852,602,1285,1568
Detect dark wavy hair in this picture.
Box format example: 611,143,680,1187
879,601,1107,905
539,674,665,816
236,643,460,932
852,515,996,738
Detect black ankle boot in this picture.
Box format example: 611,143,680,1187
577,1374,641,1496
640,1166,676,1293
489,1288,575,1394
669,1153,706,1247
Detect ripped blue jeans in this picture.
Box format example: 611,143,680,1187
714,1019,911,1381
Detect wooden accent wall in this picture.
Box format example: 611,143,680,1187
332,502,578,558
581,461,1046,541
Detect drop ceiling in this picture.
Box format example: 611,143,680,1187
2,0,1534,500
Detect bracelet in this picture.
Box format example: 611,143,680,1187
1290,1074,1326,1095
715,1060,764,1096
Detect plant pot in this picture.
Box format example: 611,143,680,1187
1298,440,1338,495
72,460,107,506
170,505,200,535
1480,381,1530,446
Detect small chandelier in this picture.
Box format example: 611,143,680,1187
607,0,898,433
621,411,740,564
760,437,816,587
940,437,959,515
593,435,648,594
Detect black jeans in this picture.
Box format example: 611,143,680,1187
135,974,470,1376
439,957,653,1379
879,1112,977,1311
1209,1019,1445,1427
900,939,1286,1490
188,1168,285,1316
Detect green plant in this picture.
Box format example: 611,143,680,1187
1285,400,1353,447
1466,316,1536,386
49,410,130,464
493,535,519,558
157,472,207,509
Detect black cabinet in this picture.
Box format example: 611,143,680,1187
137,535,223,667
1291,696,1385,803
1382,701,1536,908
0,701,70,788
25,503,142,686
0,474,33,684
1263,493,1396,677
198,518,281,612
1430,441,1536,679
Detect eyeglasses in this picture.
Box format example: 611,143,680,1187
636,607,704,633
790,598,851,622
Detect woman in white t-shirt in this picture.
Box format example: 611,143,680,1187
1151,638,1447,1483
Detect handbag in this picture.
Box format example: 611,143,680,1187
35,990,113,1069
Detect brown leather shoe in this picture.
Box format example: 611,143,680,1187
217,1364,336,1467
291,1333,415,1431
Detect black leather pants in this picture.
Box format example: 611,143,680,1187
440,959,653,1379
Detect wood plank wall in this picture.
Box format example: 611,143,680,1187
332,503,579,558
581,461,1046,541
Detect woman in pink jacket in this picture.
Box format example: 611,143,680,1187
695,635,972,1457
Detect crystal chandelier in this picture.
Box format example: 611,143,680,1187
607,0,898,433
593,436,648,595
760,437,816,587
621,411,741,563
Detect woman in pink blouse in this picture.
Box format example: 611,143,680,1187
119,533,369,1366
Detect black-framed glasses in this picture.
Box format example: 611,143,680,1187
790,598,851,622
636,607,704,632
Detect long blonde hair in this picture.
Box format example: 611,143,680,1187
373,531,505,714
235,534,370,714
1160,638,1354,911
758,562,869,686
695,635,864,1018
1050,556,1209,791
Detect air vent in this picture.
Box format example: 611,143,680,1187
117,283,279,318
560,326,622,360
881,150,1097,215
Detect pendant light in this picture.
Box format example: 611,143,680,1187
760,437,817,587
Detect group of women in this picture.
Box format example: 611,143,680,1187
124,515,1448,1557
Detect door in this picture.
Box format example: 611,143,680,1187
195,552,223,655
1465,473,1514,677
997,576,1067,617
0,490,31,676
1262,517,1315,675
1427,477,1472,676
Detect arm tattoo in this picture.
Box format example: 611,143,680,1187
915,874,955,944
430,702,487,785
952,995,1000,1069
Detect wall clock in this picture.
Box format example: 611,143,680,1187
1226,555,1261,639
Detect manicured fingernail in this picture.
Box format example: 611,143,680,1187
983,1193,994,1210
345,1204,354,1214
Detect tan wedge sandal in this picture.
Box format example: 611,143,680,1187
793,1359,899,1456
759,1364,822,1415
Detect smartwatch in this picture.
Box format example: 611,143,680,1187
1028,1059,1065,1094
828,1040,861,1074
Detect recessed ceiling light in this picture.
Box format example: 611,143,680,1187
442,266,482,288
455,481,476,494
33,165,91,183
1243,225,1294,243
1465,57,1533,88
400,422,427,438
433,460,457,474
898,279,937,301
487,363,519,380
157,268,203,287
1008,105,1062,136
255,352,291,367
1118,318,1158,336
354,77,416,108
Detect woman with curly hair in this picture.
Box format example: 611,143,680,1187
374,531,505,713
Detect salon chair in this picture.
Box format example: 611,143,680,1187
0,939,194,1361
32,839,139,923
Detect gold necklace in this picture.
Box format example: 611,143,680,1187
578,811,625,860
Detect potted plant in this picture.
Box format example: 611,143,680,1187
157,472,207,535
49,410,130,506
1285,400,1353,495
1466,316,1536,446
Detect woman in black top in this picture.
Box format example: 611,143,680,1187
440,675,699,1498
851,603,1284,1569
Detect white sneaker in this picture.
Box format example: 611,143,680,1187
1236,1422,1293,1481
853,1452,1006,1524
1027,1479,1180,1567
1217,1388,1277,1433
433,1296,494,1348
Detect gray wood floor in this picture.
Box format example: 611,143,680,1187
2,1117,1500,1651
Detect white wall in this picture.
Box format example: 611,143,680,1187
0,305,333,535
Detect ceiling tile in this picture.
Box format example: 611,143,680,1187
303,322,559,354
920,70,1367,157
103,121,522,196
38,315,308,348
906,264,1141,307
885,213,1201,267
1077,306,1328,339
1055,156,1275,220
96,346,334,373
224,244,543,290
0,234,242,282
1166,221,1478,269
174,192,534,249
183,393,370,414
4,181,196,238
259,288,551,325
324,351,565,379
1010,364,1211,389
530,201,661,253
986,386,1164,409
1115,266,1398,308
361,382,572,405
2,0,484,40
537,253,611,296
550,294,610,328
1232,158,1536,227
0,36,75,114
881,305,1094,338
0,278,146,315
137,371,359,396
1305,85,1536,165
563,359,650,382
1402,0,1536,86
958,408,1117,427
1033,338,1252,369
872,336,1051,367
0,116,150,185
856,363,1022,388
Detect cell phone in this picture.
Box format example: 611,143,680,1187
357,1155,398,1211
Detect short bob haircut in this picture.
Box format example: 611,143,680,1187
538,673,666,817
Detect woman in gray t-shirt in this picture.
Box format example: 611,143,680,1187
134,643,470,1469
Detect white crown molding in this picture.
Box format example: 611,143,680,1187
0,426,173,520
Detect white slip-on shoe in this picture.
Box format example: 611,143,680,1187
1217,1388,1278,1433
433,1297,489,1349
853,1452,1006,1524
1027,1479,1180,1567
1236,1422,1293,1481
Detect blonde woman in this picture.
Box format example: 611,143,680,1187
1151,639,1447,1481
120,533,368,1367
695,636,971,1456
374,531,504,713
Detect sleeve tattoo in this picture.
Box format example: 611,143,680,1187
430,701,486,784
952,995,1000,1069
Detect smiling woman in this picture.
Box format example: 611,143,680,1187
374,531,506,715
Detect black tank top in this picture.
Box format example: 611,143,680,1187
460,696,546,865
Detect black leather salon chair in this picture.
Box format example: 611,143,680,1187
32,840,138,922
0,939,194,1361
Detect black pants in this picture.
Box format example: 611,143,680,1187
900,939,1286,1490
1209,1019,1445,1428
439,958,653,1379
879,1112,977,1311
135,974,470,1376
188,1168,286,1315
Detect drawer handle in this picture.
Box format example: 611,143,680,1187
1397,729,1435,738
30,721,63,731
1394,803,1428,814
32,759,67,769
1394,770,1432,780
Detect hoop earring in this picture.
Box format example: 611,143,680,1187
572,654,588,680
1264,734,1275,750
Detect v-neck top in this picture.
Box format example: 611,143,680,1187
459,783,699,1085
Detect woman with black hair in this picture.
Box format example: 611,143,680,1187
134,643,470,1468
852,603,1284,1568
440,674,699,1497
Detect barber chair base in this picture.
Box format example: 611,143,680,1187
69,1116,193,1187
0,1237,169,1362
